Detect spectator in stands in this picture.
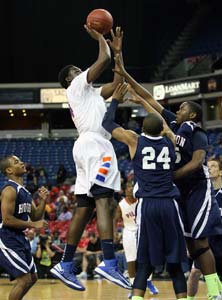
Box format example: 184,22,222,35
27,229,39,255
26,164,38,193
50,186,60,202
78,232,102,279
45,198,56,221
57,205,72,221
36,168,48,187
52,230,63,247
57,164,67,185
56,190,68,204
36,235,55,279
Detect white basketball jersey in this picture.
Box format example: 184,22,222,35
66,69,111,139
119,198,138,231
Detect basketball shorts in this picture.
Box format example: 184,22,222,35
122,228,137,262
136,198,187,266
73,132,120,196
0,232,36,280
179,180,222,239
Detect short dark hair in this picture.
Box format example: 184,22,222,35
142,113,163,136
0,156,13,175
187,101,202,123
58,65,74,89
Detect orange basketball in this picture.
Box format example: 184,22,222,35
86,9,113,35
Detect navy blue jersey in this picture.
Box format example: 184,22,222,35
215,188,222,217
162,109,209,187
0,179,32,235
133,133,179,199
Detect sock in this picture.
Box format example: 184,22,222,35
187,297,194,300
130,277,135,285
101,239,115,260
62,244,77,262
132,296,143,300
204,273,220,297
178,298,187,300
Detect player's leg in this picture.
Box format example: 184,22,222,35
185,182,222,299
159,199,187,299
50,194,95,290
187,237,221,299
167,263,187,300
93,185,131,289
8,273,37,300
132,199,153,300
122,228,137,285
210,235,222,286
187,265,202,300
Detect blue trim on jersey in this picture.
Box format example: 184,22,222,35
96,174,105,182
102,162,111,168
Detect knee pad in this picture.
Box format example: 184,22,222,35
190,247,209,260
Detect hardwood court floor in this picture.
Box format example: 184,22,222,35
0,278,208,300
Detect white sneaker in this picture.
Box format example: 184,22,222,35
77,271,87,279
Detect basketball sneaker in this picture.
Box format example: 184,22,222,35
128,292,132,299
94,259,132,289
147,280,159,295
50,261,85,291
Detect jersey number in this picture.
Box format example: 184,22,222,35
142,146,171,170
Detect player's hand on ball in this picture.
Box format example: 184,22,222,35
84,24,103,40
107,27,123,53
112,83,128,102
38,186,49,201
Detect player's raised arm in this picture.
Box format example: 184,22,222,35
84,24,111,84
30,186,49,221
113,54,164,114
128,87,176,147
101,27,125,99
102,83,138,159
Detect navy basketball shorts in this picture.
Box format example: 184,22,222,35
0,234,36,280
180,179,222,239
136,197,187,266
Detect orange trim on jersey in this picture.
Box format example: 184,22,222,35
102,156,112,162
99,168,109,175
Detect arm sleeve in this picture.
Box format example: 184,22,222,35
162,108,176,125
192,130,208,151
102,99,120,133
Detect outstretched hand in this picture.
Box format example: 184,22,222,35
112,82,128,102
107,27,123,53
126,86,145,105
84,24,103,40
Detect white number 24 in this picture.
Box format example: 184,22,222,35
142,146,171,170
